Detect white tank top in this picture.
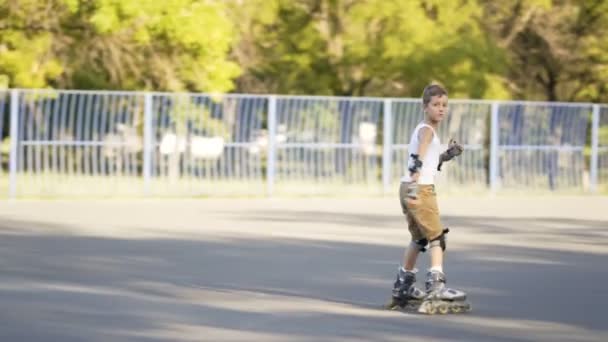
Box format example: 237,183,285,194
400,122,441,184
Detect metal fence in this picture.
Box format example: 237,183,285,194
595,105,608,192
494,102,590,191
0,90,7,177
148,93,266,196
1,89,606,198
273,97,383,195
10,90,144,197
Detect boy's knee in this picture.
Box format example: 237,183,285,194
428,228,450,251
409,238,429,252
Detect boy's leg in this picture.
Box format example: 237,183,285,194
403,240,421,270
387,183,427,308
429,236,444,273
400,185,470,313
403,210,425,270
407,184,444,271
399,182,427,271
407,185,463,299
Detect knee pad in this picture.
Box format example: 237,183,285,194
410,238,428,252
429,228,450,251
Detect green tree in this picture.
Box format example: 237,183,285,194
480,0,608,102
231,0,507,99
0,0,240,92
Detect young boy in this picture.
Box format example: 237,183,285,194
386,84,470,314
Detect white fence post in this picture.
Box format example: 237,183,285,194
590,104,600,193
489,101,500,193
143,92,153,195
382,99,392,194
267,96,277,197
8,89,19,199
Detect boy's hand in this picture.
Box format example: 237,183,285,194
437,139,464,171
447,139,464,156
410,172,420,183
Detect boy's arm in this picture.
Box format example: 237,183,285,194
437,139,464,171
406,127,434,198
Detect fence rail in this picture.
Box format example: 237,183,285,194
0,90,7,176
0,89,606,197
595,105,608,192
496,103,590,191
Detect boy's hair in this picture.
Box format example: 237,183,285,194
422,84,448,106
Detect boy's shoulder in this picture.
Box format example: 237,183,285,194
411,122,435,135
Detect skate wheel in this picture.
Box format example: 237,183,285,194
385,303,399,310
383,299,396,310
427,304,437,315
407,300,421,310
384,297,406,311
438,303,449,314
451,306,462,313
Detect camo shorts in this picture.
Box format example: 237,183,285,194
399,182,443,241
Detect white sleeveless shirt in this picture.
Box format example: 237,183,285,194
400,122,441,184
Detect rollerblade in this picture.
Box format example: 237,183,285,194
417,270,472,315
384,268,426,310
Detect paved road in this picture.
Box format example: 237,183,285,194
0,196,607,341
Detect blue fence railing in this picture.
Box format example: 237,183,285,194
0,89,605,197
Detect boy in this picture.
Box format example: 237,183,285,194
385,84,470,314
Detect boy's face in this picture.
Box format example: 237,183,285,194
424,95,448,123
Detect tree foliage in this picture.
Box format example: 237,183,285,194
231,0,506,99
1,0,607,102
0,0,240,92
480,0,608,102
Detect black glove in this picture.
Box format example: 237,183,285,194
437,139,464,171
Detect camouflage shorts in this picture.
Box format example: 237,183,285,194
399,182,443,241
